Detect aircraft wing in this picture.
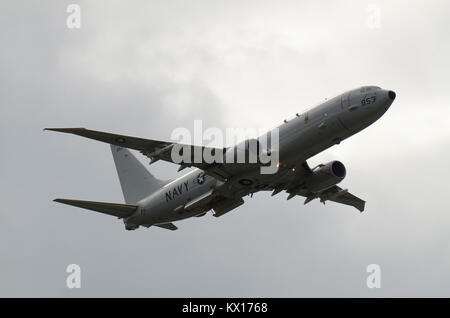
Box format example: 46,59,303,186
44,127,257,182
283,164,365,212
322,186,366,212
45,128,167,152
299,185,365,212
46,127,227,169
45,127,309,202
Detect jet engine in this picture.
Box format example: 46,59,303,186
305,161,346,193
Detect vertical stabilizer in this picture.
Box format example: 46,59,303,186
111,145,166,204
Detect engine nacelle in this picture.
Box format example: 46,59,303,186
305,161,346,193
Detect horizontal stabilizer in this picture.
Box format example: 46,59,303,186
54,198,137,218
155,223,178,231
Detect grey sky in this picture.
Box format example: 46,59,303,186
1,0,449,297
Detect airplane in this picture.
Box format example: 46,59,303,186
45,86,396,231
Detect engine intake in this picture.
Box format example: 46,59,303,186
305,161,346,193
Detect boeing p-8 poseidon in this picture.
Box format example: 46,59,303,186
46,86,396,231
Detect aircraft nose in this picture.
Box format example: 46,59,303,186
388,90,396,100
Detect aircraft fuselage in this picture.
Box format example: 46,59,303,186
125,86,395,229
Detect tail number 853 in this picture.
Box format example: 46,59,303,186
361,95,376,106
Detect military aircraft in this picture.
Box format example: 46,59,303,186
46,86,396,230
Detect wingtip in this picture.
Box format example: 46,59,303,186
358,202,366,213
53,198,73,204
44,127,86,133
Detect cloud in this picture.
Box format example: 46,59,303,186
0,0,449,297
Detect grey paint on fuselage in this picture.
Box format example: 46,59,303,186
129,169,217,226
125,86,394,228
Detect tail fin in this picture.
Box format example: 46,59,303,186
111,145,166,204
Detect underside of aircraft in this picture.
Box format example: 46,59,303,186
46,86,396,230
